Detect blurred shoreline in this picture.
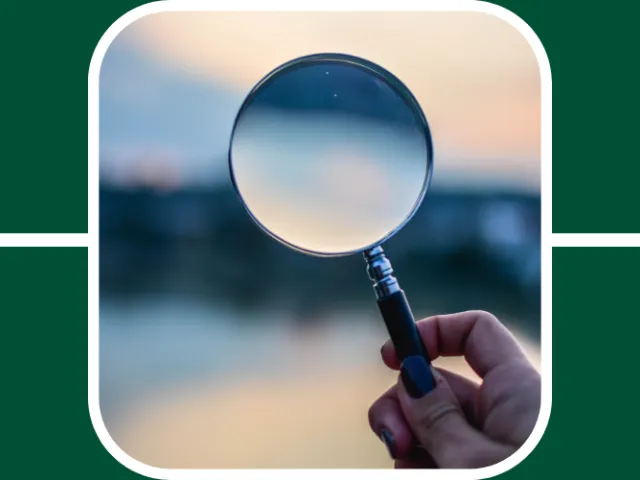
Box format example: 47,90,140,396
101,181,541,325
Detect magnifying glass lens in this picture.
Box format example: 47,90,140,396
229,54,433,256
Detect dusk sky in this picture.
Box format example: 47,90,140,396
99,11,541,191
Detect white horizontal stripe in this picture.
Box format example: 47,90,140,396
0,234,89,247
551,234,640,247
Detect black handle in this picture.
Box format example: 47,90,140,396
377,290,435,391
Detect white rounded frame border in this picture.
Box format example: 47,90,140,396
82,0,558,479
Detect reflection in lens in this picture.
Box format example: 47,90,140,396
230,55,432,255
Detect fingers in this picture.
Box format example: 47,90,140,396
368,385,415,459
479,362,541,446
367,387,441,466
436,368,480,427
397,356,515,468
380,342,403,369
367,377,479,462
381,311,530,378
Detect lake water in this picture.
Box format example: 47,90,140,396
100,295,540,468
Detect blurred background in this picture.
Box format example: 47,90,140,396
99,11,541,469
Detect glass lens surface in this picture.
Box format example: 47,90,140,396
229,54,432,255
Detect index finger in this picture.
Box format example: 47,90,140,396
381,311,529,378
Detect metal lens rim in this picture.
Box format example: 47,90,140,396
228,52,434,258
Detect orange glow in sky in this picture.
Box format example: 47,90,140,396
109,11,541,191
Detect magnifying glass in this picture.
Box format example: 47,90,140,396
228,53,435,392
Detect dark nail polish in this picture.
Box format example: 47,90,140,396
401,355,435,399
379,428,397,459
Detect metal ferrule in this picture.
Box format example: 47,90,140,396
364,246,400,298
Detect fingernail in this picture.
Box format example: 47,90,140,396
401,356,435,399
379,428,397,459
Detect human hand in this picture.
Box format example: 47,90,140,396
368,311,540,468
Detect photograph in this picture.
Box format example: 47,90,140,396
98,10,542,469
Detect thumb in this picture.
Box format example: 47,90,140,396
397,356,514,468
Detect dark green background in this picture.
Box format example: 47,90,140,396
1,0,637,478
